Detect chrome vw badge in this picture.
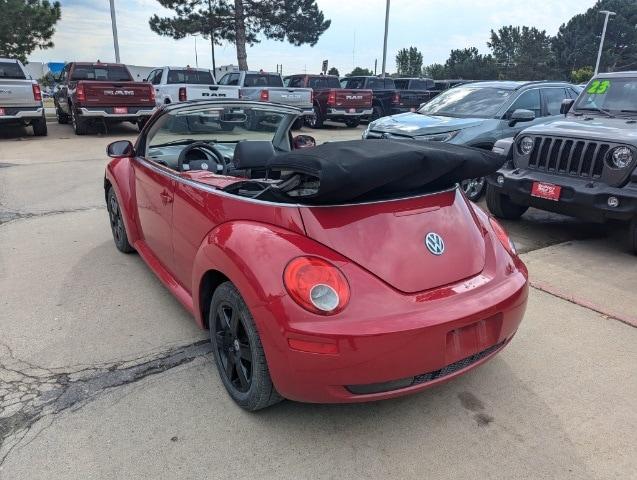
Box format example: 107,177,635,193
425,232,445,255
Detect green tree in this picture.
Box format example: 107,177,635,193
553,0,637,77
444,47,498,79
395,47,423,76
0,0,61,63
422,63,448,79
150,0,330,71
571,66,594,83
488,25,556,80
346,67,373,77
327,66,339,76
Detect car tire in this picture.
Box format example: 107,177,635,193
371,105,384,121
306,106,324,129
56,105,70,124
107,187,135,254
32,115,48,136
344,118,360,128
629,218,637,255
71,108,88,135
485,184,528,219
291,118,305,130
461,177,486,201
209,281,282,411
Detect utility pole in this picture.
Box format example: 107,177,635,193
595,10,615,75
381,0,390,77
207,0,217,73
194,35,199,68
109,0,121,63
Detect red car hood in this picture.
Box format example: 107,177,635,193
298,189,486,293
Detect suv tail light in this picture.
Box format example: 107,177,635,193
76,83,86,102
327,90,336,106
283,257,350,315
32,84,42,102
259,89,269,101
178,87,187,102
489,217,517,256
392,92,400,104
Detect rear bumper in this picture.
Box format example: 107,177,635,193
0,106,43,121
390,106,416,114
255,268,528,403
489,167,637,222
326,107,373,118
78,106,156,120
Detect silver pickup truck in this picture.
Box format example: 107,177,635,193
217,71,313,123
0,58,47,136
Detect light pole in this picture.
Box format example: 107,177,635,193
191,34,200,68
381,0,390,77
595,10,615,75
109,0,121,63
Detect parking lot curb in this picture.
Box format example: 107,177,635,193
530,280,637,328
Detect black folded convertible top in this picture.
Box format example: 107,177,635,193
262,140,504,204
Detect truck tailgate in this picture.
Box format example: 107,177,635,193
333,89,373,108
80,81,154,106
266,87,313,107
0,79,37,107
186,85,239,99
397,90,433,110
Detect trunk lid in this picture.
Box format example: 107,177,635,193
298,189,486,293
331,89,373,108
0,79,37,107
78,81,154,106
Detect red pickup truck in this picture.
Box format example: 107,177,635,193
284,74,372,128
54,62,156,135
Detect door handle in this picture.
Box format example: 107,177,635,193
160,190,173,205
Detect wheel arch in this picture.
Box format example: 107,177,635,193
104,158,142,245
198,269,230,329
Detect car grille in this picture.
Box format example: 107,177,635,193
346,340,506,395
527,136,610,179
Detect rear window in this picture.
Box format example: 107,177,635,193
306,76,341,89
0,62,26,79
244,73,283,87
167,69,214,85
341,77,365,89
367,78,395,89
71,65,132,81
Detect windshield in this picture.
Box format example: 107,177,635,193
573,78,637,115
71,65,132,81
147,103,295,153
0,62,26,79
167,70,214,85
418,86,513,118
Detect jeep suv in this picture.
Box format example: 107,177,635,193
486,71,637,253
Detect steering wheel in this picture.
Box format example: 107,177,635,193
177,142,228,175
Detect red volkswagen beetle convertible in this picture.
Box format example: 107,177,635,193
104,100,528,410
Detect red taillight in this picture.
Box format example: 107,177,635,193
392,92,400,104
283,257,350,315
76,83,86,102
489,217,517,256
32,84,42,102
327,90,336,106
179,87,187,102
259,89,269,101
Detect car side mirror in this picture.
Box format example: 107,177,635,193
293,134,317,149
509,109,535,126
560,98,574,115
107,140,135,158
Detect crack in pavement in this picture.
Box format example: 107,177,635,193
0,340,212,466
0,205,105,225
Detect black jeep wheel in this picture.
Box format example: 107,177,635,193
485,184,528,219
209,282,282,411
461,177,486,201
630,218,637,255
107,187,135,253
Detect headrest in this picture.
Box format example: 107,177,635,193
233,141,276,170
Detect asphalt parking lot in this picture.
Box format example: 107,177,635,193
1,121,636,479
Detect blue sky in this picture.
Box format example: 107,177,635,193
29,0,598,75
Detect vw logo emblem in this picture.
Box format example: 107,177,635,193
425,232,445,255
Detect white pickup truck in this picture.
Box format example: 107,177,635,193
146,67,240,106
0,58,47,136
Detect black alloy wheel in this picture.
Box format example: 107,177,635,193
209,282,282,410
306,105,324,129
107,188,134,253
461,177,487,201
71,107,88,135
